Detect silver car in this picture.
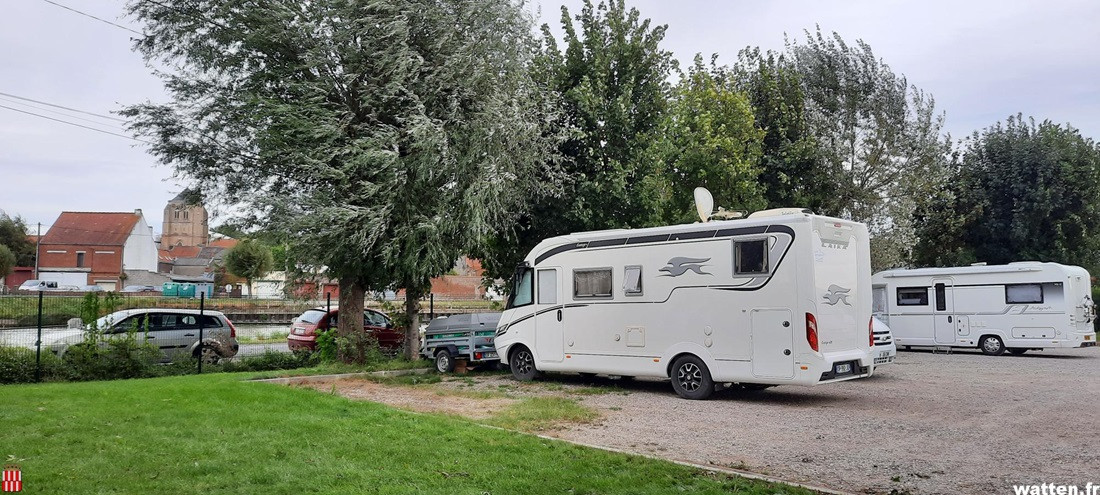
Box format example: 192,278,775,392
44,309,240,364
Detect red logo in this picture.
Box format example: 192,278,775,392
1,465,20,492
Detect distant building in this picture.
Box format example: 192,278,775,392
37,210,158,290
161,189,209,248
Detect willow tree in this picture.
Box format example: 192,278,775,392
124,0,563,360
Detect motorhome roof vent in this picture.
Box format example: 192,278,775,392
747,208,814,218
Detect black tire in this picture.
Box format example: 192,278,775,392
196,345,221,365
979,335,1006,356
669,355,714,400
578,372,597,379
1008,348,1028,356
435,349,455,373
509,345,540,381
741,384,773,391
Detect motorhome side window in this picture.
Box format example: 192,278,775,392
734,239,769,275
897,287,929,306
574,268,613,298
1006,284,1043,304
623,266,642,296
506,268,534,309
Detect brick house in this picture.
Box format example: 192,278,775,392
37,210,158,290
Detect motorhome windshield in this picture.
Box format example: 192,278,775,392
506,267,534,309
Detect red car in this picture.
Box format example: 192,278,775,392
286,307,405,352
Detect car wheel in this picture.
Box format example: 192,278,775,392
435,349,455,373
1008,348,1028,356
509,345,540,381
979,335,1006,356
197,345,220,365
670,355,714,400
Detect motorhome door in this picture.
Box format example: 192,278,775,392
751,309,795,379
535,267,564,362
932,279,955,344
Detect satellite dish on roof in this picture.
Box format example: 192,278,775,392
693,187,714,223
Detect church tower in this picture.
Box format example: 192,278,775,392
161,189,209,247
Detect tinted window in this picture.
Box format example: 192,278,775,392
734,239,769,275
296,310,327,324
1006,284,1043,304
624,266,642,295
507,268,534,309
935,284,947,311
897,287,929,306
574,268,613,298
537,269,558,304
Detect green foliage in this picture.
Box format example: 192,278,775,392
0,347,67,384
650,55,765,224
0,212,35,267
61,323,162,382
478,0,675,282
913,115,1100,271
216,350,318,372
787,28,949,270
0,244,14,280
733,47,831,213
224,239,274,292
314,329,338,363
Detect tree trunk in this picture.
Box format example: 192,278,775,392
338,277,365,363
403,285,422,361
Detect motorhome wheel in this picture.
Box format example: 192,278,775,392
670,355,714,400
979,336,1006,356
435,349,455,373
509,346,540,381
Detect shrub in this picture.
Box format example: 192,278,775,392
0,347,67,384
216,350,318,372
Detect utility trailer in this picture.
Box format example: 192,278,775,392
421,313,502,373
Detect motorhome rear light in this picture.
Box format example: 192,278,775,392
474,352,482,360
806,312,819,352
869,317,875,347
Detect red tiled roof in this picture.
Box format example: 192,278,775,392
208,238,238,249
158,245,202,262
41,212,140,246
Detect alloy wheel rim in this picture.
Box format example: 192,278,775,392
515,351,533,375
677,363,701,391
984,338,1000,352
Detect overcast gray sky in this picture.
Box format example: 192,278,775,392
2,0,1097,235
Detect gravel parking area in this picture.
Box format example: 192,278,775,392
549,347,1100,494
302,347,1100,494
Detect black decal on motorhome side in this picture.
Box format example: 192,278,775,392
533,224,796,265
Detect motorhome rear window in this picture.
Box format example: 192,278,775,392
574,268,613,298
734,239,769,275
897,287,929,306
623,266,643,295
1005,284,1043,304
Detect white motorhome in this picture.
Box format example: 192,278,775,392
872,262,1097,355
494,204,876,399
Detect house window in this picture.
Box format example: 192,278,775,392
1006,284,1043,304
183,211,189,220
573,268,612,299
623,265,643,295
897,287,929,306
76,252,85,268
174,210,180,219
734,239,769,275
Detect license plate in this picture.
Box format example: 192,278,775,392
835,363,851,374
878,351,890,358
293,328,305,335
484,352,498,359
1087,335,1093,341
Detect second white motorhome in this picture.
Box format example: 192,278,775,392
872,262,1097,355
494,205,876,399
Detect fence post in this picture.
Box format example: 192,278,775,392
326,292,331,315
197,292,205,374
35,290,43,383
430,293,434,320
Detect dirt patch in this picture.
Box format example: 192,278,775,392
293,376,517,420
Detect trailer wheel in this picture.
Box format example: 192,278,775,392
1007,348,1028,356
434,349,455,373
509,345,540,381
979,335,1006,356
670,355,714,400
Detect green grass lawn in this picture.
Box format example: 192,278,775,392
0,373,811,494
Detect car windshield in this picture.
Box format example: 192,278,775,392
296,310,327,324
92,310,133,331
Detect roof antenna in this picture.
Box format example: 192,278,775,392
693,187,745,222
